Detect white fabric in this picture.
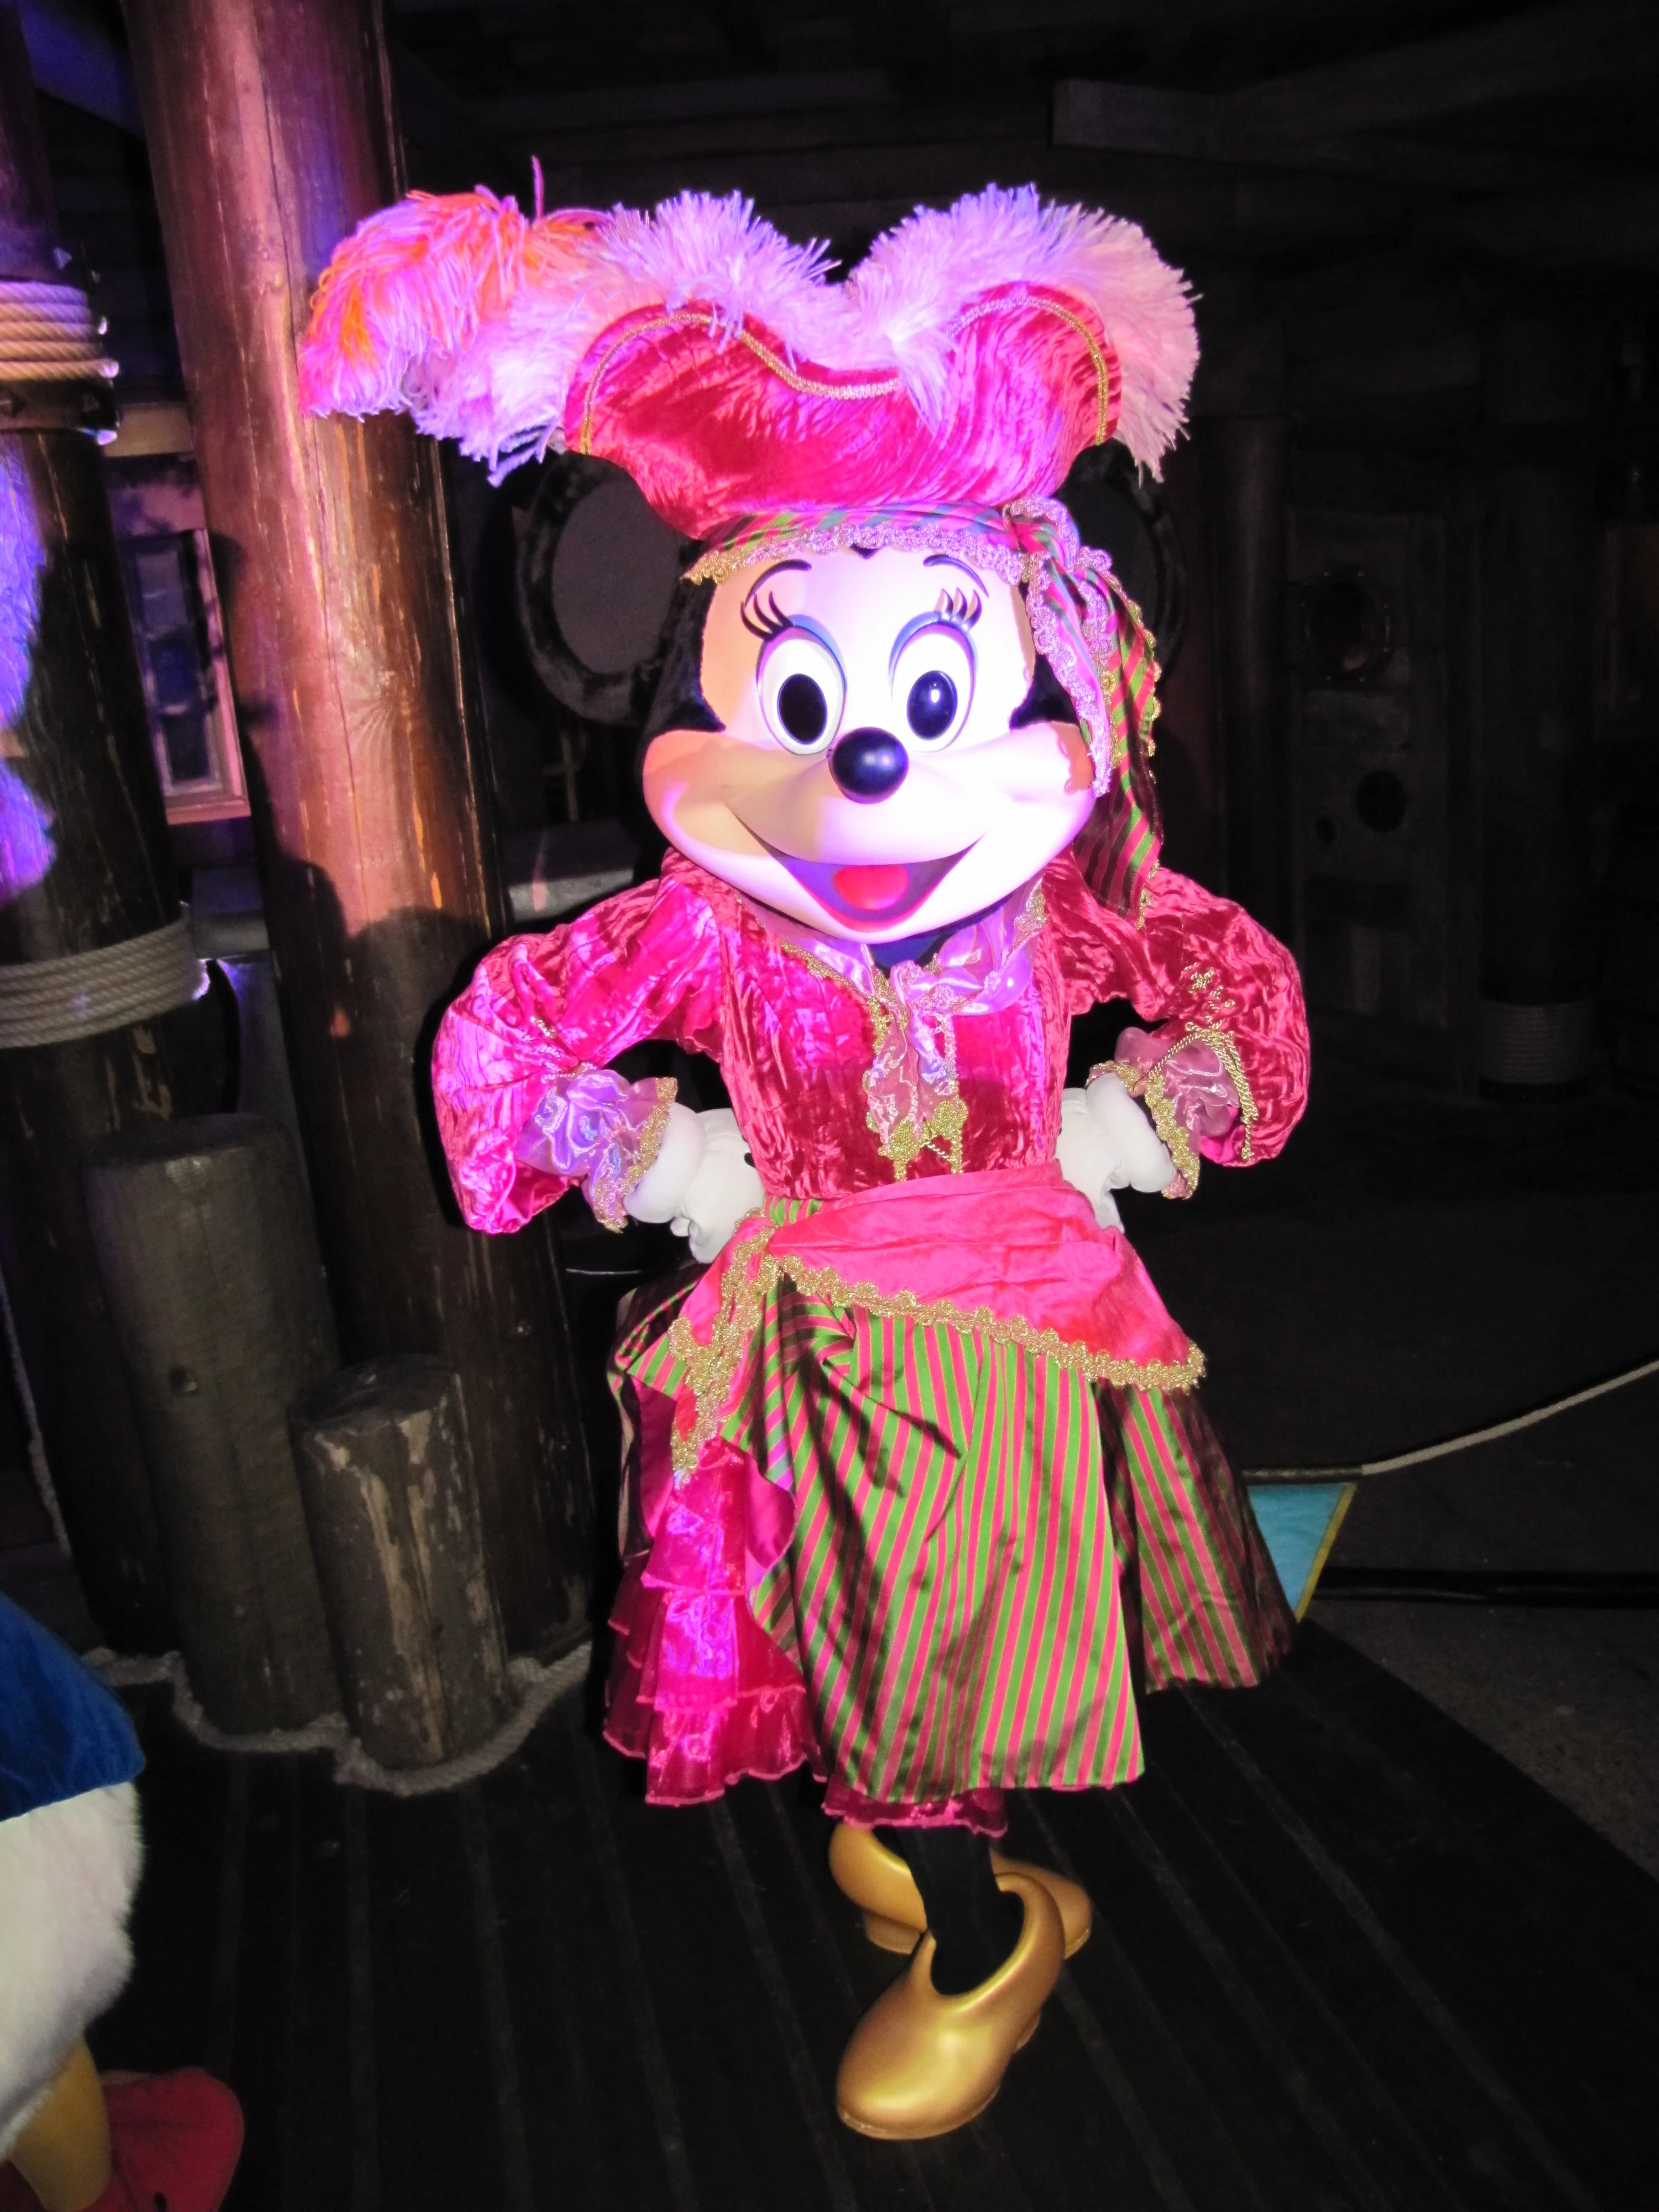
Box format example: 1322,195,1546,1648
624,1100,706,1223
0,1782,142,2158
671,1109,766,1262
629,1106,767,1262
1057,1070,1178,1218
1083,1070,1177,1190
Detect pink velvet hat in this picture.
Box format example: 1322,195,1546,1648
298,183,1198,541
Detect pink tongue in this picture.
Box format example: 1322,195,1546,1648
832,864,910,912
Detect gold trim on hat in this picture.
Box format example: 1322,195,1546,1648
573,292,1119,460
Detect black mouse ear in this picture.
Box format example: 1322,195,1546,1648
516,454,695,725
1010,650,1077,729
1053,440,1186,666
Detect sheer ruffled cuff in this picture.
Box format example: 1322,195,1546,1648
514,1068,677,1230
1095,1022,1257,1198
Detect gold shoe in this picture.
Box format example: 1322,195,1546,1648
835,1874,1064,2140
828,1820,1092,1958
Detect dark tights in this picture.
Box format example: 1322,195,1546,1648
879,1825,1021,1995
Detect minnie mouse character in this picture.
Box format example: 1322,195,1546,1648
300,185,1308,2138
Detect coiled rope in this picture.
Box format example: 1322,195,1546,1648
0,918,206,1050
0,280,118,383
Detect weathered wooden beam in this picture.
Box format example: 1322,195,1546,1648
498,95,1047,175
1229,0,1659,140
1478,319,1599,1063
1446,178,1659,270
1196,315,1295,940
737,168,1405,257
84,1114,340,1733
0,3,56,273
1053,76,1577,194
389,40,519,196
17,0,144,135
946,0,1369,30
121,0,594,1658
291,1353,513,1770
476,66,896,138
1053,81,1226,166
0,2,222,1651
567,137,1054,218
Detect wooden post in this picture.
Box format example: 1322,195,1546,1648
290,1355,513,1769
0,5,222,1650
1477,314,1599,1088
1197,310,1295,940
84,1114,340,1732
119,0,594,1653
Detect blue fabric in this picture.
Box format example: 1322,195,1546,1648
1244,1481,1355,1619
0,1591,143,1822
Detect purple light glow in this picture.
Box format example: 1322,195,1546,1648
0,446,58,903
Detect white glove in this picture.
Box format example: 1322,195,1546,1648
1056,1089,1125,1229
624,1101,706,1222
1083,1070,1177,1192
625,1104,765,1264
1055,1075,1175,1227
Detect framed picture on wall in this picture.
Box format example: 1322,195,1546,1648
104,429,247,824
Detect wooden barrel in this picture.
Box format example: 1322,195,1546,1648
83,1114,339,1730
289,1355,513,1770
1603,805,1659,1093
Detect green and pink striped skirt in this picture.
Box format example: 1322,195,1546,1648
604,1211,1292,1835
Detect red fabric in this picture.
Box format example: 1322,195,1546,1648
1114,1026,1243,1159
602,1390,1013,1834
1042,858,1309,1170
565,287,1118,540
602,1307,1291,1825
663,1166,1197,1482
0,2073,244,2212
431,849,1309,1236
437,852,1308,1819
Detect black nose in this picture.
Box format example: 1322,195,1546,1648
829,727,909,801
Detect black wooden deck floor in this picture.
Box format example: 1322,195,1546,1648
95,1625,1655,2212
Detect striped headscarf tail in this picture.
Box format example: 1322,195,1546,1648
1070,567,1164,922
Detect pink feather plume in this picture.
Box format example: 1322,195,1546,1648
298,184,1197,500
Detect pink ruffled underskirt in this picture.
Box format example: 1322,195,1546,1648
602,1423,1008,1835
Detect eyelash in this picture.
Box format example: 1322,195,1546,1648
743,584,980,650
741,588,792,641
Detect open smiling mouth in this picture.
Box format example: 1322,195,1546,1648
763,844,974,930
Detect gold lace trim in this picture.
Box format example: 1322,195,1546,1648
632,1073,681,1185
1182,1024,1258,1165
768,883,1046,1183
662,1219,1205,1474
734,326,905,402
1096,1058,1201,1199
689,513,1032,588
577,306,908,456
863,966,967,1179
769,938,967,1178
581,296,1115,478
591,1074,679,1230
954,294,1118,446
1092,1020,1259,1202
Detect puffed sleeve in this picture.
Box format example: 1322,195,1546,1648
432,866,726,1234
1044,853,1309,1178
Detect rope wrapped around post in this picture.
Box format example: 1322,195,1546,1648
0,919,206,1050
0,279,119,382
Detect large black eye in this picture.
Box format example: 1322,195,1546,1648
778,672,829,744
906,671,957,739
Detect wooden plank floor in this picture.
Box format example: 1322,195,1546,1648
93,1625,1656,2212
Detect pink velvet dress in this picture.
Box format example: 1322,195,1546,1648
433,844,1308,1832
